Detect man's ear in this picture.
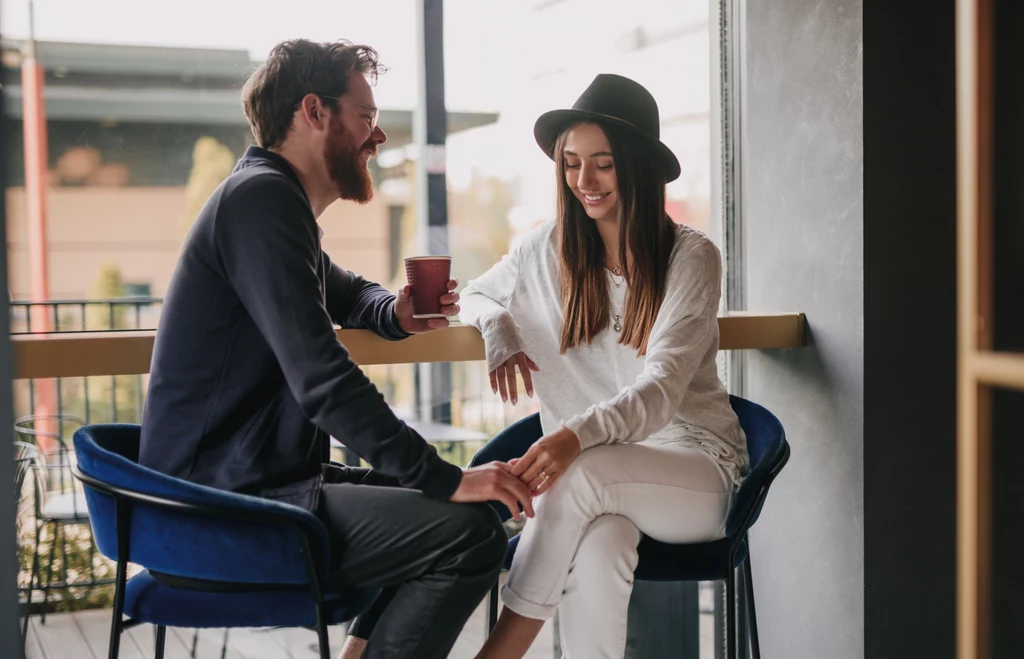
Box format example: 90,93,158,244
297,94,328,131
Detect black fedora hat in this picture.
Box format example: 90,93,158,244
534,73,681,183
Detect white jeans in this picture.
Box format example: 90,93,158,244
502,442,732,659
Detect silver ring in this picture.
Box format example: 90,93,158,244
540,471,549,480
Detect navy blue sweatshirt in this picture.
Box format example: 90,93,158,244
139,146,463,510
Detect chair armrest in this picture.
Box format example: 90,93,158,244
73,465,330,586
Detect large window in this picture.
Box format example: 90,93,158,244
6,1,733,656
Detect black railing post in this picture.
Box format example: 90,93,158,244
83,376,91,424
415,0,452,425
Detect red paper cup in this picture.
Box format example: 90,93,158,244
404,256,452,318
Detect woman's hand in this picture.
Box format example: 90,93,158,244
489,351,540,405
449,461,535,522
510,427,582,495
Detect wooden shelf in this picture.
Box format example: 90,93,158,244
11,312,807,380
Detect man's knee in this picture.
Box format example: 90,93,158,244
468,502,509,565
446,502,508,572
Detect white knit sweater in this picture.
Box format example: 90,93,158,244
460,221,749,488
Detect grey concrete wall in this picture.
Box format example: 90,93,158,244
740,1,864,658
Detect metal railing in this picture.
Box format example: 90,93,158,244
9,297,526,436
9,296,525,619
10,298,163,335
10,299,162,427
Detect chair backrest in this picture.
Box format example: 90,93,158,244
73,424,330,586
724,395,790,538
16,414,84,502
469,413,543,469
13,441,37,507
15,414,83,453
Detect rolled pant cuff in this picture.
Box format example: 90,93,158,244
501,584,556,621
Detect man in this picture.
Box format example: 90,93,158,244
139,39,533,659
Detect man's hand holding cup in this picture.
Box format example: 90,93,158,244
395,256,459,334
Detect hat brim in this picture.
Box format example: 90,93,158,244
534,109,681,183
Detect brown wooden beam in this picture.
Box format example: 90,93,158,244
11,312,807,380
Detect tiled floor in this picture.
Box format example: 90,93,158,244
23,579,557,659
24,579,717,658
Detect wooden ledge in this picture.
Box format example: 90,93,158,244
12,312,806,380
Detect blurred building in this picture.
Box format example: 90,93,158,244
1,39,497,299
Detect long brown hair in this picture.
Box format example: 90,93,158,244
556,121,675,356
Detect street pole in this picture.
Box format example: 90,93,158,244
22,0,56,439
22,0,50,326
414,0,453,424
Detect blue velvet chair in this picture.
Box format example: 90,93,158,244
71,424,380,659
470,395,789,659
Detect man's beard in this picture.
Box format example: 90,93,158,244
325,129,376,204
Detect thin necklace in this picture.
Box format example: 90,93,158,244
608,260,624,330
609,274,625,332
609,267,625,290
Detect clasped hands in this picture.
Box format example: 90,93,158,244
451,351,580,521
397,295,580,521
450,424,581,521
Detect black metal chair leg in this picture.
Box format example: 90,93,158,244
487,580,499,634
21,583,32,652
154,625,166,659
60,523,70,591
108,500,131,659
315,605,331,659
107,560,127,659
737,565,749,659
42,522,57,624
88,536,97,584
726,565,737,659
220,629,229,659
743,556,761,659
22,524,41,649
190,629,199,657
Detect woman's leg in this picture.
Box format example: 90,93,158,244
473,609,545,659
474,515,641,659
558,514,641,659
489,443,731,658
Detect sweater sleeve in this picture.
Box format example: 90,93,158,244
563,239,722,449
323,252,409,340
459,239,530,372
215,175,462,500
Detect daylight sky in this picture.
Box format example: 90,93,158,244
1,0,711,204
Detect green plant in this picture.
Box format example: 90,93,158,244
18,521,116,613
85,263,142,423
16,442,117,614
181,136,236,238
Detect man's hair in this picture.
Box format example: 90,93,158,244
241,39,386,150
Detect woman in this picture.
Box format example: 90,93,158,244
460,74,749,659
